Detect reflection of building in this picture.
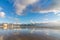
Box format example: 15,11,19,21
0,24,3,29
0,36,3,40
13,24,20,29
8,24,20,29
7,24,20,29
7,24,13,29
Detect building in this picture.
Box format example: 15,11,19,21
0,23,21,29
3,23,8,30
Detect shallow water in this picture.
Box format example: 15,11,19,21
0,29,60,40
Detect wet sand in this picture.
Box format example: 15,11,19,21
0,29,60,40
4,32,60,40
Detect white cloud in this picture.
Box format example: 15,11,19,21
55,13,60,16
7,16,20,24
41,20,60,26
0,7,5,18
30,20,35,24
9,0,60,15
43,18,48,21
0,12,5,18
31,0,60,14
13,0,38,15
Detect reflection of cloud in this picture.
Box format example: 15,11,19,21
0,12,5,18
31,29,60,36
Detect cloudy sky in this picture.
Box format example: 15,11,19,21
0,0,60,24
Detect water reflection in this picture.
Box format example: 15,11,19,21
0,29,60,40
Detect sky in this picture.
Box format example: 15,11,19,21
0,0,60,24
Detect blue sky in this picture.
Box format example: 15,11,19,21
0,0,60,24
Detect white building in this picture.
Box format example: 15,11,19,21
0,23,21,29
